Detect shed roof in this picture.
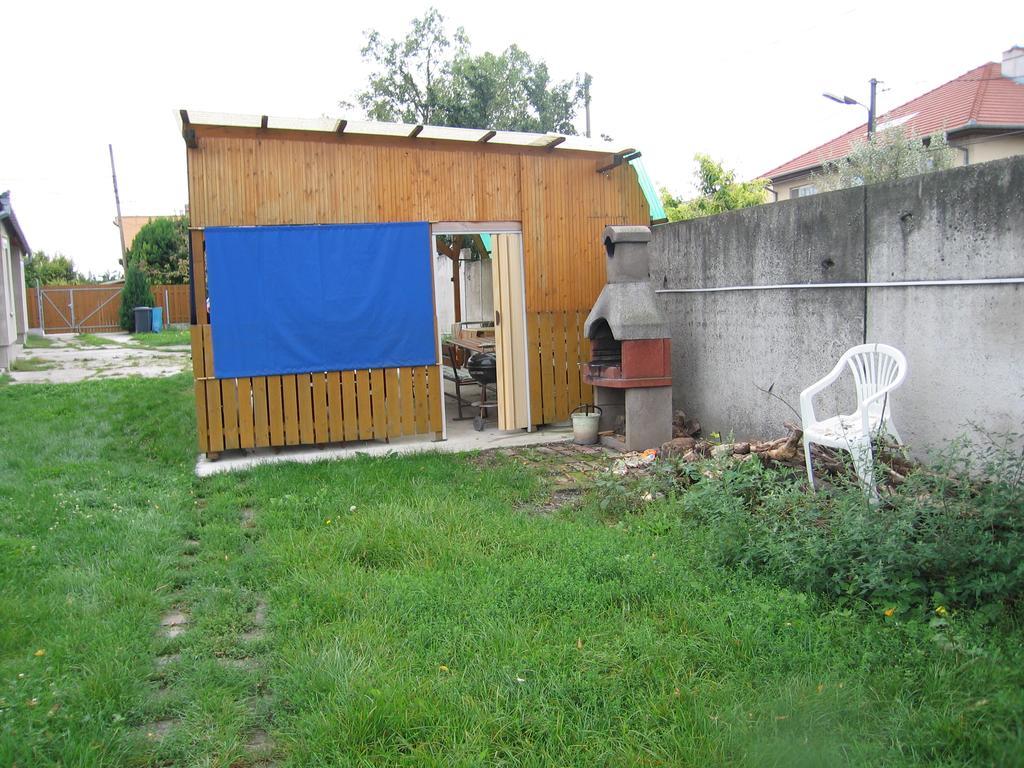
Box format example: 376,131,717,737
179,109,637,156
763,60,1024,180
0,191,30,254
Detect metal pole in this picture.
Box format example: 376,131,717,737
583,73,592,139
868,78,877,138
109,144,128,267
35,279,43,331
165,288,170,324
69,289,76,331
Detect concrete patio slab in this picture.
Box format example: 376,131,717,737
195,418,577,477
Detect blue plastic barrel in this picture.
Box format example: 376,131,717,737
151,306,163,333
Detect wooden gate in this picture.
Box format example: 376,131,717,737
33,285,121,333
27,284,192,333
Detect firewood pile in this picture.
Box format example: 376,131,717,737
658,411,915,487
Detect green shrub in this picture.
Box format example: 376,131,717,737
606,434,1024,614
119,266,155,332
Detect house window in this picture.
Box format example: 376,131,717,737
791,184,817,198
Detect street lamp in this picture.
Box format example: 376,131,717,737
823,78,878,138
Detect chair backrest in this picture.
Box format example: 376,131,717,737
841,343,907,413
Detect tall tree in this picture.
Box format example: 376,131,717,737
119,265,155,332
126,216,189,284
812,127,956,191
22,251,81,286
661,155,769,222
448,46,585,133
350,8,587,133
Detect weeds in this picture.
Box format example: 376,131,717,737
598,433,1024,614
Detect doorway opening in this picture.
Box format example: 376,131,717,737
431,224,531,436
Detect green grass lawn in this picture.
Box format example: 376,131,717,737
24,335,58,349
71,333,120,347
130,328,191,348
0,374,1021,766
70,329,189,350
9,356,56,372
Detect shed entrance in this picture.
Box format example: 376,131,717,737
433,226,531,433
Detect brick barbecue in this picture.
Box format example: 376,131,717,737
582,225,673,451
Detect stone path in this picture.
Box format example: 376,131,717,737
10,333,189,384
140,503,276,764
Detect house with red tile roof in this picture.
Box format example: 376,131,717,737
764,46,1024,201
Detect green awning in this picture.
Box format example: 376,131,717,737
629,157,667,223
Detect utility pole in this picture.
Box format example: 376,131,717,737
867,78,878,138
583,73,592,138
109,144,127,267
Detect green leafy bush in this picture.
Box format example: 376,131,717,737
606,434,1024,614
119,265,155,332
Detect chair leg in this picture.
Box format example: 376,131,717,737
804,439,816,491
885,419,902,445
454,375,464,420
849,437,878,503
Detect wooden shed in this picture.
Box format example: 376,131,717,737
181,110,660,458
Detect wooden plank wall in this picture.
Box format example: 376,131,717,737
185,128,647,450
186,128,648,314
190,323,443,454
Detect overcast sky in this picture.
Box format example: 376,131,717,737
2,0,1019,277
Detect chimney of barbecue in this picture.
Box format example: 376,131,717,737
581,225,672,452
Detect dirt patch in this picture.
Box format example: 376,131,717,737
473,443,615,514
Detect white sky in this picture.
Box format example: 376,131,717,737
2,0,1020,277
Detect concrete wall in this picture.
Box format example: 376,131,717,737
650,156,1024,453
0,221,29,369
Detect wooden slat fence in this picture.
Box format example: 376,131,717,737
190,324,444,455
528,309,594,427
27,283,191,333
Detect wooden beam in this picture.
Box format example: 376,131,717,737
260,115,269,129
180,109,197,148
596,151,642,174
544,136,566,150
336,119,348,135
596,156,623,174
409,124,424,138
478,130,496,143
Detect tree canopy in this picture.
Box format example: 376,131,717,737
125,216,189,284
350,8,587,134
22,251,82,286
660,155,769,222
812,127,956,191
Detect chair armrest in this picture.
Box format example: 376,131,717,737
799,357,847,426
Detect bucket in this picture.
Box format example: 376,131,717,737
571,404,602,445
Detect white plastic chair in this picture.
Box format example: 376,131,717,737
800,343,908,500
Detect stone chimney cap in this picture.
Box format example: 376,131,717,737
602,225,651,245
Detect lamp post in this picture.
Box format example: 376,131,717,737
823,78,878,138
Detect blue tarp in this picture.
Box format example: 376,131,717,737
205,222,435,379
